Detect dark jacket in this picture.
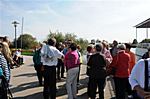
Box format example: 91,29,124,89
87,53,107,79
33,49,42,66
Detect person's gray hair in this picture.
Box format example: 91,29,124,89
117,44,126,50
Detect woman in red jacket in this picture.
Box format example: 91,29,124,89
109,44,130,99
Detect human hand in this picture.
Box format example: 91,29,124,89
144,92,150,99
136,88,150,99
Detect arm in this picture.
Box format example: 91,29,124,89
87,55,92,67
55,48,64,59
105,50,113,66
134,85,150,99
33,51,37,64
109,55,118,68
130,52,136,71
64,52,69,70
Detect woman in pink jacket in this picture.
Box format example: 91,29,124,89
64,43,80,99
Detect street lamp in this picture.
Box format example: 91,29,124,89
12,21,19,49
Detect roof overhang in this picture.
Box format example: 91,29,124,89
134,18,150,28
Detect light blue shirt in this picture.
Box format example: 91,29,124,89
129,58,150,90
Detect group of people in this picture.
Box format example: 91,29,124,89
33,37,150,99
86,40,134,99
1,35,150,99
86,40,150,99
33,38,82,99
33,37,149,99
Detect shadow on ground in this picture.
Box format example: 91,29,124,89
11,81,40,94
13,72,37,77
13,92,43,99
11,76,90,99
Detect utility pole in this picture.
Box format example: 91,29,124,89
21,17,24,49
12,21,19,49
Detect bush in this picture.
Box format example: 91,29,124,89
21,49,34,56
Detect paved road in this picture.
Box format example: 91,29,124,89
10,56,115,99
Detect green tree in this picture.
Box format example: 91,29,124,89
64,33,77,42
141,39,150,43
47,31,77,42
47,31,65,43
47,31,89,53
76,38,89,53
17,34,38,49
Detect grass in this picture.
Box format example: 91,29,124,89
21,51,34,56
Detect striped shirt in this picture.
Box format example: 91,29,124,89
0,52,10,81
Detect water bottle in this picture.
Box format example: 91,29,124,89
0,67,3,76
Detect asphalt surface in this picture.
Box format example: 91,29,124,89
9,56,115,99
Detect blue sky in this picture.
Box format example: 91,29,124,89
0,0,150,43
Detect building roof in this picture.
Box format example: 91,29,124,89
135,18,150,28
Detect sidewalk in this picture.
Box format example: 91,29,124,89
10,56,115,99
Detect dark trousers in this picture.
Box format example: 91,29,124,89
88,77,106,99
77,65,81,83
0,76,8,99
43,66,56,99
57,59,65,79
127,79,133,95
34,65,43,85
114,77,128,99
18,57,23,64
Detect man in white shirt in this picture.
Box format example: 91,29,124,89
41,38,64,99
129,58,150,99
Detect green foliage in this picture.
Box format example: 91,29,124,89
64,33,77,41
47,31,89,53
47,31,65,43
141,39,150,43
75,38,89,53
17,34,38,49
21,51,33,56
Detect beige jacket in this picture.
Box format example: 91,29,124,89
2,42,14,65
